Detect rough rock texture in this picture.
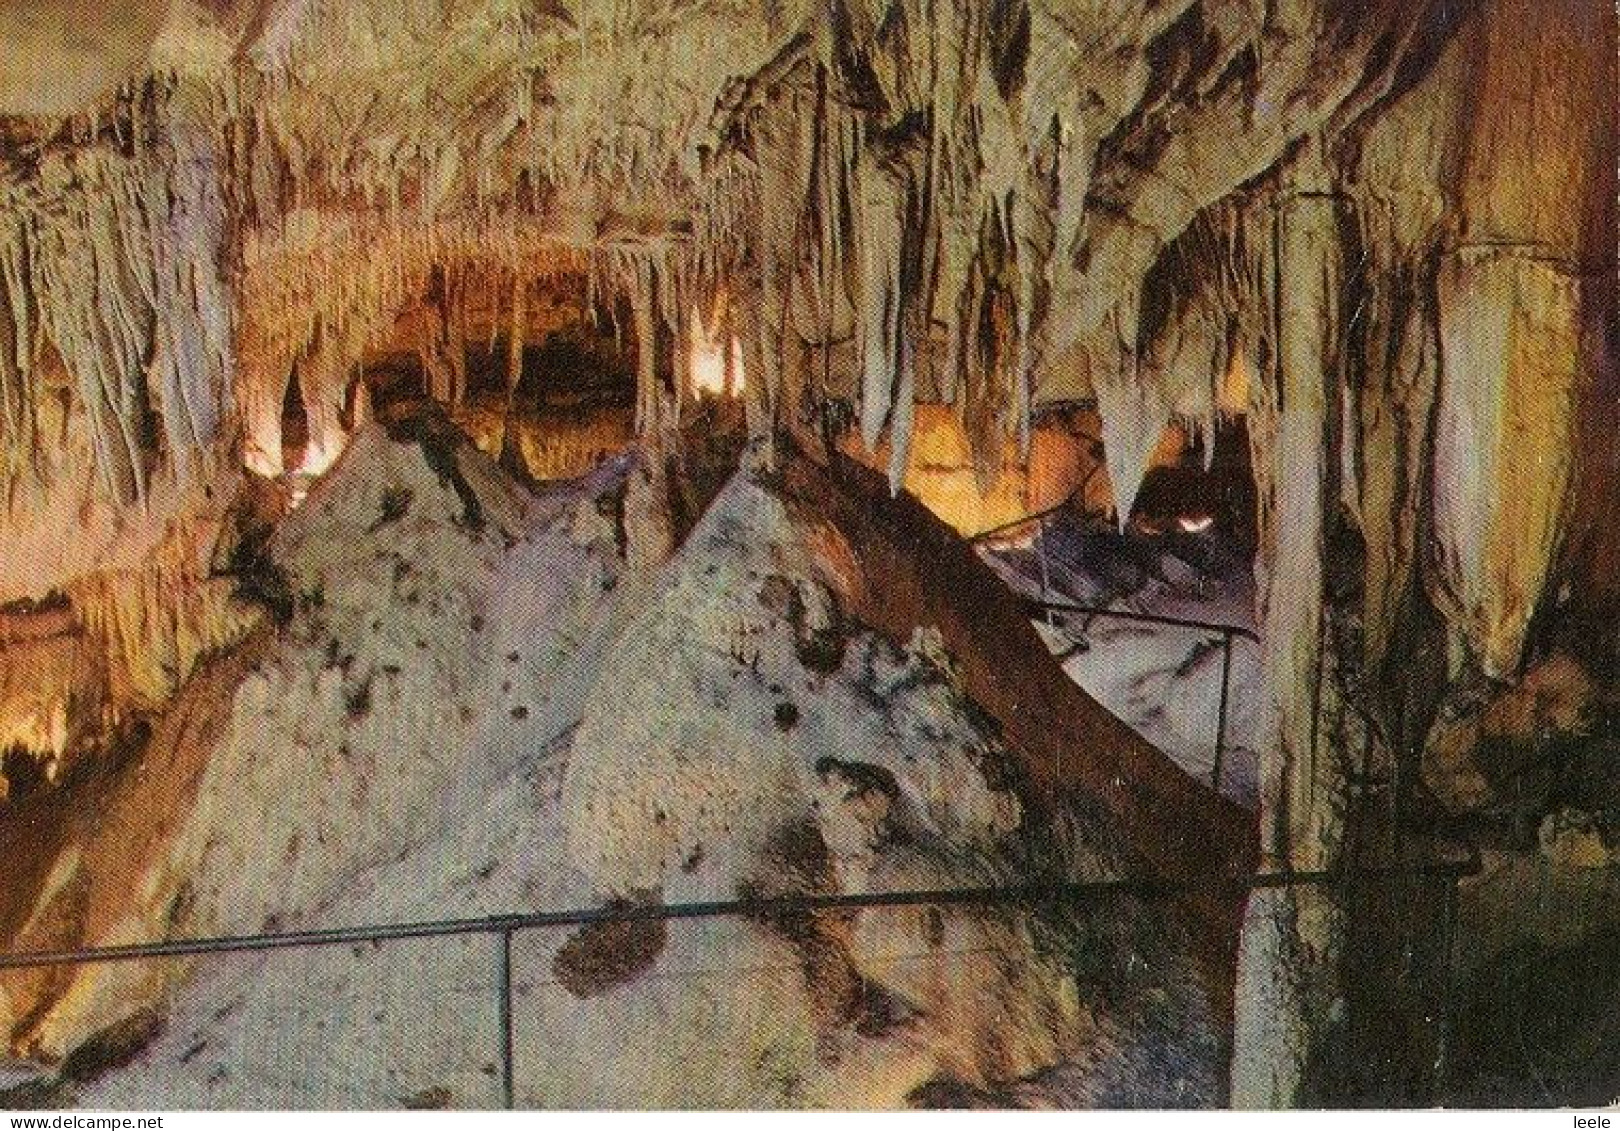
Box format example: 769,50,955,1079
0,419,586,1055
0,428,1238,1107
0,0,1612,1110
0,1,1609,728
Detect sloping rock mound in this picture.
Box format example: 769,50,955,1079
770,454,1254,973
1,435,1230,1108
0,418,634,1062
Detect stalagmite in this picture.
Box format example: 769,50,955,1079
0,0,1611,1111
1232,161,1347,1108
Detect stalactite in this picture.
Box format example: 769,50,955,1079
67,519,262,719
1351,235,1444,686
141,89,234,475
631,259,660,436
0,607,102,794
237,216,591,474
683,1,1449,508
0,217,36,491
585,244,682,443
1232,170,1350,1109
1430,252,1582,678
0,89,236,504
0,0,1478,521
417,268,467,406
501,272,528,458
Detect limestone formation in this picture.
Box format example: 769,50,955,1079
0,0,1612,1111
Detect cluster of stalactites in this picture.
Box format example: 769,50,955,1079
678,0,1457,514
0,0,1601,694
0,87,233,508
675,0,1606,690
0,0,1440,512
233,213,756,477
234,213,604,476
0,0,797,499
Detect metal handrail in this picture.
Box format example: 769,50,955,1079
0,854,1482,974
965,492,1081,543
1024,597,1259,643
966,483,1262,795
0,491,1482,1106
0,852,1480,1108
0,881,1144,972
1024,597,1257,794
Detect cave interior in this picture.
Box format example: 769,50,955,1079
0,0,1616,1111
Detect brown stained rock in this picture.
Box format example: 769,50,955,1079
907,1076,1012,1109
402,1085,454,1109
0,633,275,1058
773,444,1256,1023
0,1077,76,1111
59,1009,166,1085
729,820,875,1039
757,574,796,617
1539,810,1614,870
1424,652,1603,817
552,899,668,1000
758,574,849,675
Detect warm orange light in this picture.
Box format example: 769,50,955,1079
0,701,68,766
689,305,744,397
242,429,282,479
1220,348,1251,416
728,336,745,395
298,435,346,477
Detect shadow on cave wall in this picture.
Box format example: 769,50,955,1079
1446,923,1620,1106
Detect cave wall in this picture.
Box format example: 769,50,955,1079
0,0,1612,1107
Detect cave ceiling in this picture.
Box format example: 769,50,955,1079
0,2,1615,1109
0,0,1613,679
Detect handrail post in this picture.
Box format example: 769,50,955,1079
497,927,516,1110
1211,630,1234,793
1432,875,1460,1100
1036,514,1062,630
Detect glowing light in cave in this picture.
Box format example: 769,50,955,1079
298,436,347,478
278,436,348,511
240,427,346,509
0,703,68,767
1219,348,1251,416
689,306,745,397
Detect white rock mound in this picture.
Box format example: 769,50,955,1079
3,433,1221,1109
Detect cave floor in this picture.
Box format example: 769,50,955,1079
982,515,1261,808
